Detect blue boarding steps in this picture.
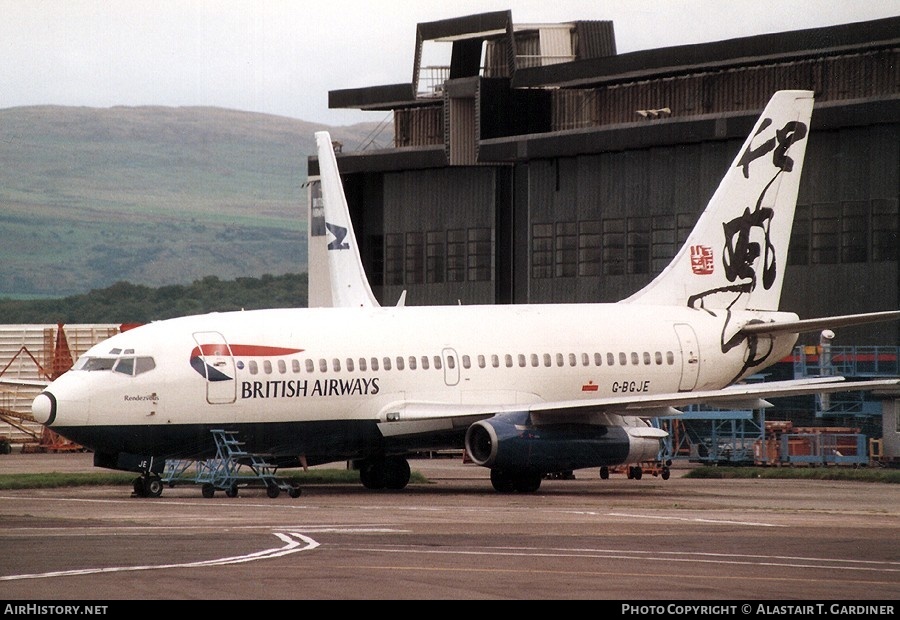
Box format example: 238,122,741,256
162,429,302,498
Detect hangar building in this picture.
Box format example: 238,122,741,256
310,10,899,348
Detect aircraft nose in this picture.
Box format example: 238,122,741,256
32,392,57,425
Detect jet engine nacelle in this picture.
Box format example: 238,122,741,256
464,411,660,474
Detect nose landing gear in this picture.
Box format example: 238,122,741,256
132,474,164,498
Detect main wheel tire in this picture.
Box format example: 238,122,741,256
225,484,239,498
289,485,302,498
383,457,411,490
490,469,517,493
201,483,215,498
513,473,542,493
266,484,280,499
359,460,386,490
599,466,609,480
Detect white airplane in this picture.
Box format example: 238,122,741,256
31,90,900,497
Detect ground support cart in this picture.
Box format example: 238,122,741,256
162,429,301,498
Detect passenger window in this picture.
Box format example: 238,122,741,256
619,352,627,365
359,358,367,371
569,353,576,367
462,355,470,369
408,356,417,370
543,353,551,367
607,352,615,366
655,352,663,365
556,353,563,367
582,353,590,366
383,357,392,370
630,352,639,365
643,352,651,365
530,354,538,367
305,359,314,372
249,360,258,375
477,355,485,369
433,356,442,370
292,359,301,373
371,357,379,371
594,353,602,366
113,357,134,376
346,358,354,372
333,359,341,372
446,356,455,369
278,360,287,374
396,357,405,370
319,359,327,372
421,356,430,370
667,351,675,365
505,354,513,368
492,354,499,368
518,354,526,368
263,360,272,374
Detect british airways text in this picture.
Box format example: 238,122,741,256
241,377,380,399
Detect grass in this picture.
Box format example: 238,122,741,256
0,468,430,490
684,465,900,483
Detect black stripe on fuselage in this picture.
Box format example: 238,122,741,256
53,420,467,469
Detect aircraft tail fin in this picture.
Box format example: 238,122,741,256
624,90,814,312
315,131,380,308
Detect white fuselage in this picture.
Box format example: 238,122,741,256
39,303,799,440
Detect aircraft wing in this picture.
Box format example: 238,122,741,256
0,378,51,388
376,376,900,437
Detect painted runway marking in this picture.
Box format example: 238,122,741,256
0,532,319,582
340,544,900,572
607,511,785,527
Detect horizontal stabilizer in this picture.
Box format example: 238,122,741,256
740,310,900,336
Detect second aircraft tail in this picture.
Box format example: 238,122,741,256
315,131,380,308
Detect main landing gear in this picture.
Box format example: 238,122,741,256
489,469,543,493
357,456,411,490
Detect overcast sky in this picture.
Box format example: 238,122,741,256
2,0,898,126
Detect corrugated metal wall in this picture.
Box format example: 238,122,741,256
394,107,443,148
551,50,899,130
382,167,496,306
518,123,899,344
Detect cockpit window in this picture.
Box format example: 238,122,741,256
135,357,156,374
75,355,155,376
81,357,116,371
113,357,134,375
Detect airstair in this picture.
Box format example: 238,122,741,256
162,429,302,498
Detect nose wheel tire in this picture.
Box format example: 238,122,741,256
142,475,164,498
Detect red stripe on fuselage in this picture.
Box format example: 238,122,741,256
191,344,303,358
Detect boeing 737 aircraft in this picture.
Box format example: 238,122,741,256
31,90,899,497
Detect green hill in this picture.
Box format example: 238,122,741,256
0,105,390,297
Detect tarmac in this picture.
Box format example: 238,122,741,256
0,451,898,601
